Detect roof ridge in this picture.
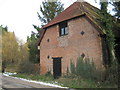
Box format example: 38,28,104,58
37,1,106,46
43,1,100,29
80,1,87,13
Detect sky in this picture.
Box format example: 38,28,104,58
0,0,113,42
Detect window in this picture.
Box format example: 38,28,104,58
65,27,68,35
61,28,64,35
59,21,68,36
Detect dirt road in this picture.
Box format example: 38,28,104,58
1,74,66,89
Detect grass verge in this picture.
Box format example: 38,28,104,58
12,73,117,88
13,73,54,83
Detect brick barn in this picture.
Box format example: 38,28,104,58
37,1,120,78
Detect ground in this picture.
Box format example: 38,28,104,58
1,73,68,89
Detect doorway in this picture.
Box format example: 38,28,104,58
52,57,62,78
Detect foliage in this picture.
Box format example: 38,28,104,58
37,0,64,25
99,1,116,67
13,73,117,88
70,57,102,81
17,42,29,64
66,66,69,75
5,65,19,72
18,48,39,75
112,0,120,22
13,73,54,82
18,60,34,74
0,25,8,35
2,30,19,68
57,75,117,88
17,42,39,74
111,1,120,64
28,0,64,64
1,25,30,73
99,1,118,86
32,25,43,38
27,32,40,63
70,60,76,74
105,61,118,84
27,24,43,64
100,1,108,13
45,71,53,78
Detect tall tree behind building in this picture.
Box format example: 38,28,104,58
112,0,120,22
99,1,118,84
28,0,64,63
100,1,115,66
37,0,64,25
27,32,40,63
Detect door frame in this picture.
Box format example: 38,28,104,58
52,57,62,78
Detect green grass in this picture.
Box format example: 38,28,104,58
56,76,117,88
13,73,54,83
56,77,97,88
12,73,117,88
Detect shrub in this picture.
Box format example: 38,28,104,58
45,71,53,76
105,61,118,84
66,66,69,75
18,60,39,74
70,60,76,74
76,57,85,76
70,57,102,81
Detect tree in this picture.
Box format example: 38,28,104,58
27,32,40,63
99,1,118,84
37,0,64,25
112,0,120,22
2,28,19,72
17,41,29,64
32,25,43,38
1,25,9,72
100,1,108,13
1,25,30,73
0,25,8,35
0,26,3,72
99,1,115,66
2,32,19,63
28,0,64,63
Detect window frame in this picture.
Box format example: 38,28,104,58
59,21,68,36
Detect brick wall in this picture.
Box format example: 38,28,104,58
40,16,103,75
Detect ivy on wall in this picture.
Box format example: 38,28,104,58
99,2,116,67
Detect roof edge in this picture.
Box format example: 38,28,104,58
37,14,86,46
85,13,105,35
43,13,86,29
37,13,105,46
36,29,46,46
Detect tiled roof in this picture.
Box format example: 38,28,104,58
37,1,105,46
43,2,83,29
43,1,101,29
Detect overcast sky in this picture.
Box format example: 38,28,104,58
0,0,113,42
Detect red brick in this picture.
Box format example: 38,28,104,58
40,16,104,75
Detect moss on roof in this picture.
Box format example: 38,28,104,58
43,2,107,34
37,1,120,46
